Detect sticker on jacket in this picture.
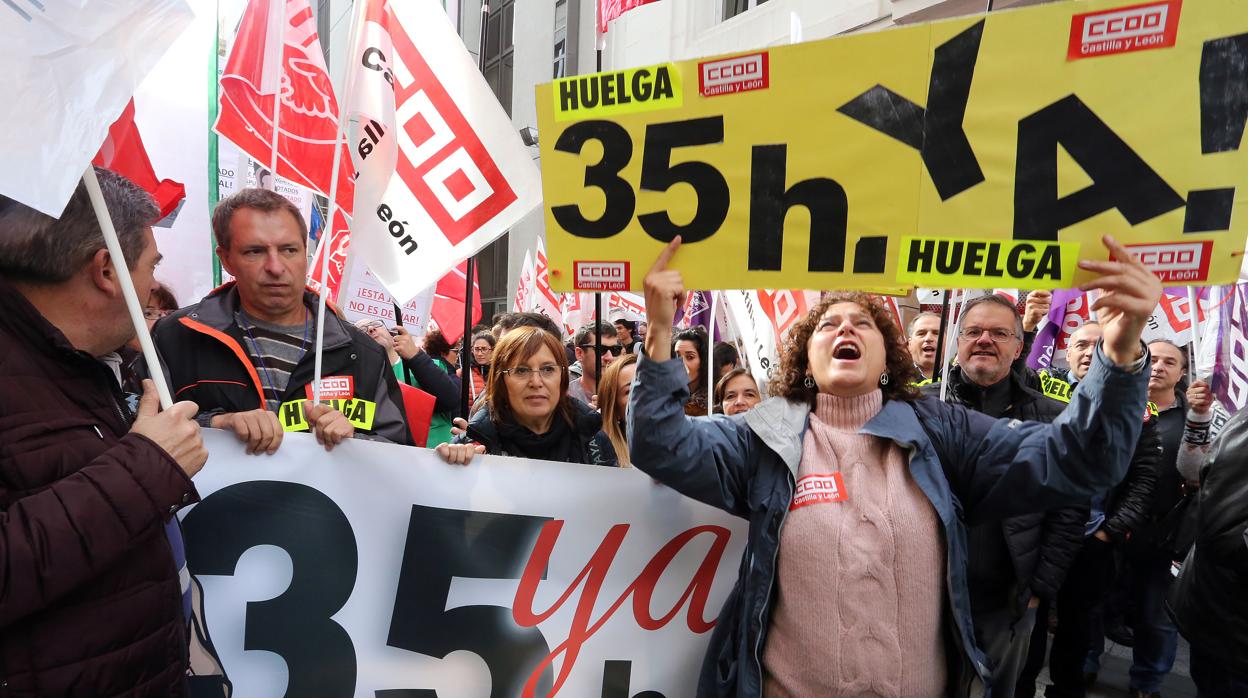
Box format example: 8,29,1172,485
278,398,377,432
305,376,354,400
790,472,848,510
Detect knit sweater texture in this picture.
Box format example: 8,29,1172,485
762,390,947,697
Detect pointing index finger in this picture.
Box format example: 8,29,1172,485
652,236,682,271
1100,235,1138,269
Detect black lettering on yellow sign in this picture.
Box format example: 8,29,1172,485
559,67,675,113
1038,370,1073,403
897,237,1078,286
281,400,307,430
279,398,377,433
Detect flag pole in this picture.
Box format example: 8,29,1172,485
310,0,366,403
82,166,174,409
592,42,605,397
209,0,223,286
931,289,952,378
1188,286,1202,378
460,0,490,420
938,289,967,403
707,291,717,414
266,0,285,183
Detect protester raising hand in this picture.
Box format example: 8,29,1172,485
1078,234,1163,368
1022,289,1052,333
624,234,1159,696
642,236,685,361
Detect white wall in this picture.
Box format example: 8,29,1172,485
503,0,557,310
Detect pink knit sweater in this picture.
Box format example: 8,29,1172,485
762,391,947,697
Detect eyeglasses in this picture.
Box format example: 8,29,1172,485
471,346,492,353
578,344,624,356
501,364,564,382
958,326,1017,343
143,307,171,321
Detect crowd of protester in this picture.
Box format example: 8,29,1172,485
2,176,1246,697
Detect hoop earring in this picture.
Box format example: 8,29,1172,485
879,372,890,387
803,376,816,389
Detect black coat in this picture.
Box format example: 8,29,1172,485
923,367,1089,608
0,278,198,697
1026,369,1160,543
1168,408,1248,674
1101,411,1161,542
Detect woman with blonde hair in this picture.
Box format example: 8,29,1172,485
436,326,616,466
598,353,638,466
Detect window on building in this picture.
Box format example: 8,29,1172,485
483,0,514,116
553,0,568,79
723,0,769,21
479,0,515,323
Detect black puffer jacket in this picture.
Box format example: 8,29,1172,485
1168,408,1248,674
1101,407,1161,542
924,367,1088,607
1044,370,1161,543
0,278,198,697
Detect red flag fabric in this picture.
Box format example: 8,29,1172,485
397,383,436,447
307,208,351,302
598,0,661,34
214,0,354,214
93,99,185,218
431,260,482,345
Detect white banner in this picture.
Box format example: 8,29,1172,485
182,431,746,697
337,252,436,334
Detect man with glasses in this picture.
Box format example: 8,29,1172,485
568,322,621,406
922,294,1087,698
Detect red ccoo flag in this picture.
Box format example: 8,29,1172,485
215,0,354,214
430,260,482,345
93,99,185,219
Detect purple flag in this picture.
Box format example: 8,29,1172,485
1213,283,1248,411
677,291,713,331
1027,289,1086,370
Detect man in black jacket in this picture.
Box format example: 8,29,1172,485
1168,408,1248,696
151,188,412,450
1017,320,1159,698
922,294,1087,698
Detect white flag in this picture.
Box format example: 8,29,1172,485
533,237,565,325
0,0,193,216
514,248,535,312
722,290,779,396
344,0,542,303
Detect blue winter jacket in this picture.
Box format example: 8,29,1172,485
627,344,1148,697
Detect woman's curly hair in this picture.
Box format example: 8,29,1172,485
771,292,920,405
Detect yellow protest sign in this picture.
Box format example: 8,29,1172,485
278,399,377,433
536,0,1248,292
